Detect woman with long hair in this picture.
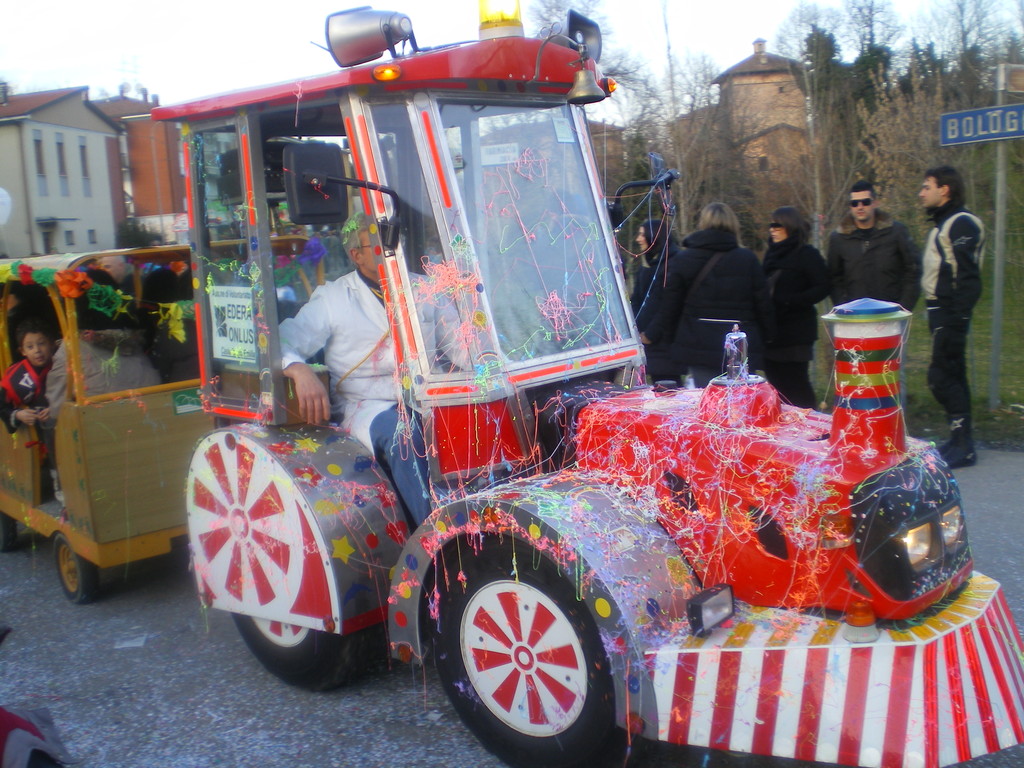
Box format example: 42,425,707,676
631,218,683,384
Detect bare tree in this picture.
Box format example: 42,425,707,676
667,53,734,226
926,0,1008,101
842,0,904,54
775,1,845,60
858,65,946,227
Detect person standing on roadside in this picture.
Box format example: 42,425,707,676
919,165,984,469
631,219,684,385
641,202,774,388
762,206,831,409
827,180,921,310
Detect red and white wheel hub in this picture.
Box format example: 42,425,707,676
187,432,309,617
460,580,587,736
250,617,309,648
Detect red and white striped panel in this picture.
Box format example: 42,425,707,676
648,576,1024,768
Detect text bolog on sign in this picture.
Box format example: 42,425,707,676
940,104,1024,146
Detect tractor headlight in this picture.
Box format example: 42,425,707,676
941,505,964,547
687,584,734,636
903,522,934,568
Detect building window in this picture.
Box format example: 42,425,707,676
33,129,48,196
79,136,92,197
56,132,69,197
65,230,75,247
88,229,97,244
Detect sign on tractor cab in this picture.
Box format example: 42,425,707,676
0,246,211,602
151,5,1024,768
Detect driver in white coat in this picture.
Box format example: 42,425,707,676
280,214,465,527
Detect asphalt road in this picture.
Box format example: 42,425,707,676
1,450,1022,768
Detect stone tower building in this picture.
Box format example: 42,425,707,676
713,39,808,174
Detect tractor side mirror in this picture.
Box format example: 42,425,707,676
648,152,665,178
283,142,349,225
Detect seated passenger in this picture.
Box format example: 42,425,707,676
2,319,61,502
0,319,56,433
280,214,468,528
5,283,59,360
142,266,199,383
45,269,160,423
96,253,135,294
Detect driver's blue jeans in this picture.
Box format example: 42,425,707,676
369,405,431,528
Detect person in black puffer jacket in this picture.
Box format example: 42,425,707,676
762,206,831,408
630,218,684,384
642,202,774,387
827,180,920,310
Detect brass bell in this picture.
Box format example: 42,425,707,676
567,67,606,105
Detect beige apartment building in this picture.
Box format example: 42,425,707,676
0,87,120,258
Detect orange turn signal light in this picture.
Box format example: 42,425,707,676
373,64,402,81
844,599,876,627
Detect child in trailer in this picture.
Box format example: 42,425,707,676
0,318,62,503
0,319,56,433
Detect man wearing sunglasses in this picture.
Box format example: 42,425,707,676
827,180,921,311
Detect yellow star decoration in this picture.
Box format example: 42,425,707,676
332,536,355,564
295,437,322,453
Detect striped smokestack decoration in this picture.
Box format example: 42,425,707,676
823,298,912,462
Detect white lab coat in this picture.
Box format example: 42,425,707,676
279,270,468,450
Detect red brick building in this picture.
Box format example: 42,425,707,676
93,90,187,244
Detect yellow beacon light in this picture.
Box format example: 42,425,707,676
479,0,524,39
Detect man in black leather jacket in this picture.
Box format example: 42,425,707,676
919,165,984,468
827,180,921,310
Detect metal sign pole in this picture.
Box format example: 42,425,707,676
990,66,1007,410
941,70,1018,411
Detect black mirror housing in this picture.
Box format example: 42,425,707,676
283,143,349,225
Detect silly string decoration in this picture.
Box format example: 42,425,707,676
174,100,1022,768
2,261,192,340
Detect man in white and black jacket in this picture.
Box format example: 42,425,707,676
919,165,985,468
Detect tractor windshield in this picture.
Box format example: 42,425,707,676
439,102,629,364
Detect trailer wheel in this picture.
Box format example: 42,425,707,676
53,533,100,604
1,514,18,552
434,540,623,768
232,614,382,691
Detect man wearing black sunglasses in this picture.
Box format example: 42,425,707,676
827,180,921,311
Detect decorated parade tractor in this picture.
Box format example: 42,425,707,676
154,4,1024,768
0,246,210,602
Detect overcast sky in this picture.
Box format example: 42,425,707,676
1,0,939,108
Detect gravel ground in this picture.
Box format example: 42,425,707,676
0,545,509,768
2,450,1024,768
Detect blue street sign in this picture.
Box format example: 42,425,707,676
940,105,1024,146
